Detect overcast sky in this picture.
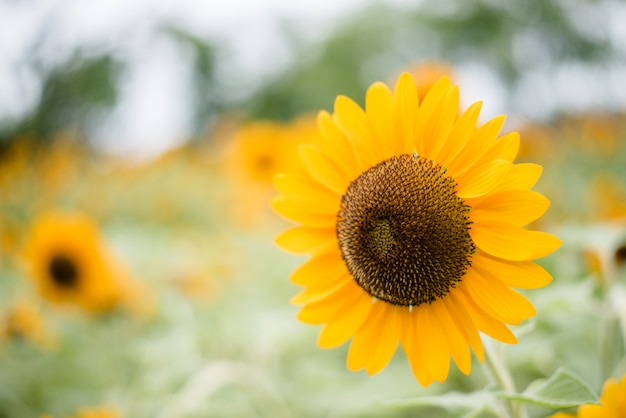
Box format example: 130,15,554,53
2,0,625,160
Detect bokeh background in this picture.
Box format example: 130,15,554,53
2,0,626,417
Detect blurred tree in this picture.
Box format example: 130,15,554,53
164,25,220,137
0,52,122,145
245,0,615,120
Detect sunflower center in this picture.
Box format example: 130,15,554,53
48,255,79,288
337,154,474,307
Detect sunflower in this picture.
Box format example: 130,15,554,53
226,118,314,187
0,300,55,349
225,116,318,226
403,60,454,102
272,73,561,386
22,212,126,313
41,405,122,418
547,375,626,418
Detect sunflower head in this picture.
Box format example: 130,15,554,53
272,73,561,386
22,212,126,313
227,118,315,187
549,375,626,418
1,300,55,349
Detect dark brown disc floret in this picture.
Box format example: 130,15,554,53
337,154,474,307
48,254,80,289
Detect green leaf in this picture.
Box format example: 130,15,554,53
496,368,599,409
377,391,498,417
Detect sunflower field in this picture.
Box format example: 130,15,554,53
2,1,626,418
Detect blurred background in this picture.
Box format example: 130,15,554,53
1,0,626,417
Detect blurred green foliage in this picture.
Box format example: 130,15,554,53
0,0,621,146
1,53,122,143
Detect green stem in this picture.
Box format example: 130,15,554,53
483,339,528,418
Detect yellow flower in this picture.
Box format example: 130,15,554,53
272,73,561,386
548,375,626,418
226,118,312,187
22,212,127,313
41,405,122,418
70,406,122,418
224,116,318,226
578,375,626,418
404,60,454,102
1,300,56,349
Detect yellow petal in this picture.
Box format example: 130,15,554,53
415,84,458,159
392,72,420,154
365,303,401,375
274,173,339,209
529,231,562,259
317,110,361,180
299,144,351,195
270,196,337,228
470,220,536,261
442,293,484,362
468,190,550,227
334,95,378,170
290,248,346,286
491,163,543,193
291,274,352,305
365,81,395,163
415,305,450,383
433,101,483,167
462,270,536,325
317,291,373,348
400,311,435,386
347,301,387,371
455,159,511,199
452,287,518,344
432,299,472,375
447,115,506,178
480,131,520,164
297,279,362,324
472,250,553,289
275,226,336,254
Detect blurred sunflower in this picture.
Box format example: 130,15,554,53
22,212,127,313
404,60,454,102
548,374,626,418
0,300,55,349
41,405,122,418
225,116,318,226
272,73,560,386
227,119,309,186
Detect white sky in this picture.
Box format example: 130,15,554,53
1,0,625,160
0,0,389,159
